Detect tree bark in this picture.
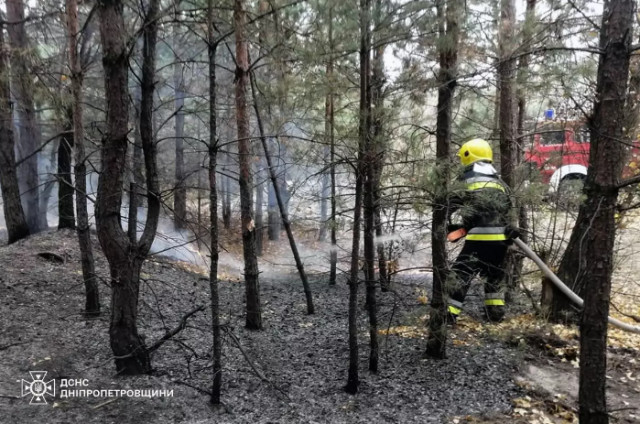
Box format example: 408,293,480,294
97,0,160,373
234,0,262,330
498,0,518,294
222,149,232,229
251,72,315,315
371,0,388,292
207,0,222,403
66,0,98,316
345,0,371,394
425,0,461,360
0,22,29,244
570,2,632,423
6,0,43,233
57,110,75,230
361,0,378,374
328,5,337,285
173,16,187,230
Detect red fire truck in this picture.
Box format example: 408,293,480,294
523,114,640,195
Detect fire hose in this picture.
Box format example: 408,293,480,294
513,238,640,334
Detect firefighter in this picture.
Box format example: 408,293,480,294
446,138,512,324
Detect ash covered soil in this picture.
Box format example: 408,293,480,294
0,229,637,423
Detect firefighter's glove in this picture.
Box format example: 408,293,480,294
504,226,521,241
447,224,464,233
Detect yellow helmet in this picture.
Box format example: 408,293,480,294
457,138,493,166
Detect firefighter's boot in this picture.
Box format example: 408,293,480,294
484,293,505,322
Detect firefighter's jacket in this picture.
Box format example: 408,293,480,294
449,161,511,241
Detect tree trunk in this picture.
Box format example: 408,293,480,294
207,0,222,403
498,0,518,294
0,22,29,244
97,0,160,373
425,0,461,360
267,151,282,241
361,0,378,374
345,0,371,395
234,0,262,330
514,0,536,301
255,162,264,256
328,5,337,285
222,149,232,229
57,110,75,230
173,20,187,230
571,2,632,423
6,0,42,233
66,0,98,316
251,72,315,315
371,0,388,292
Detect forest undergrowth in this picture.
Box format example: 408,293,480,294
0,225,638,423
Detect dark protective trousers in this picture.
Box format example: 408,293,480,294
448,240,508,317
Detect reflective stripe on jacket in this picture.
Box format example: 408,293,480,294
458,162,511,241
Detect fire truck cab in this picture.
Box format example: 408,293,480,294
523,118,590,192
523,109,640,194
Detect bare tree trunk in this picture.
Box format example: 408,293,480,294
255,161,264,256
498,0,518,295
361,0,379,374
514,0,536,300
234,0,262,330
569,3,632,423
66,0,98,316
222,149,232,229
345,0,371,395
251,72,315,315
371,0,388,292
6,0,42,233
425,0,460,359
57,111,75,230
97,0,160,373
0,22,29,244
207,0,222,403
328,5,337,284
173,18,187,230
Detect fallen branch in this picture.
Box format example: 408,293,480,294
147,305,205,353
223,327,291,400
92,398,118,409
0,342,28,351
174,379,212,396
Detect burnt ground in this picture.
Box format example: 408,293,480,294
0,229,638,423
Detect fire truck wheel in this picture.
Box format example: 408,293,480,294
556,174,586,211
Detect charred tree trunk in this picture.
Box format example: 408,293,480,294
0,22,29,244
234,0,262,330
6,0,43,233
97,0,160,373
66,0,98,316
425,0,460,359
207,0,222,403
57,111,75,230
